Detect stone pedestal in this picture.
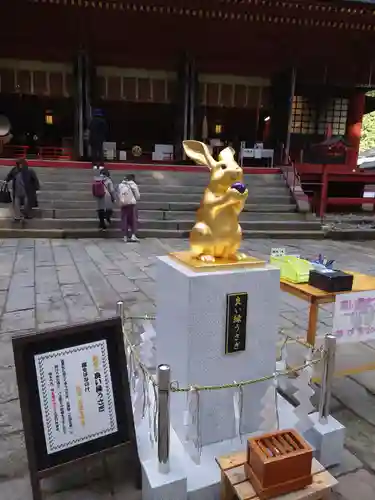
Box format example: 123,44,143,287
304,412,345,468
156,256,280,447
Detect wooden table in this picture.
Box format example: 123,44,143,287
216,451,337,500
280,271,375,346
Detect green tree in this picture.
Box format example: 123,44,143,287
360,91,375,152
360,111,375,152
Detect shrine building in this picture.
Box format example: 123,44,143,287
0,0,375,177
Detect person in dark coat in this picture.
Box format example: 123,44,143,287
89,109,108,167
5,159,40,220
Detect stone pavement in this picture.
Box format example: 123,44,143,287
1,238,375,499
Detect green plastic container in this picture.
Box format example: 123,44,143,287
270,255,313,283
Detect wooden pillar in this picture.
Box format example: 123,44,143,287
269,68,295,163
73,52,85,160
346,92,365,169
284,68,296,163
175,54,190,160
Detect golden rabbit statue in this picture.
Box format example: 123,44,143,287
182,140,249,263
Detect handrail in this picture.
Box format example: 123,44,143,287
279,157,311,213
38,146,71,160
3,145,29,158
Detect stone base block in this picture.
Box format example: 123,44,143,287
304,412,345,468
156,256,280,447
142,457,187,500
137,393,334,499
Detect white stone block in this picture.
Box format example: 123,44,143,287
156,256,280,447
137,393,305,500
142,457,187,500
303,412,345,468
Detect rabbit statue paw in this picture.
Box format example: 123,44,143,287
182,140,249,262
199,254,216,263
228,252,249,261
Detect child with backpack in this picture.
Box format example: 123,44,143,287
92,168,115,230
117,174,140,242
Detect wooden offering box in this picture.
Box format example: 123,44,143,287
245,429,313,499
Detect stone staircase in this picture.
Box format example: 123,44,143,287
0,166,324,238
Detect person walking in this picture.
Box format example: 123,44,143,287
92,167,115,230
117,174,140,242
5,159,40,220
89,109,108,168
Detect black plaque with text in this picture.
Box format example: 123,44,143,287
225,292,248,354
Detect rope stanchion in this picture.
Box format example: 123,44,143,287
319,334,336,424
122,307,331,462
121,309,325,394
278,328,314,349
168,356,324,393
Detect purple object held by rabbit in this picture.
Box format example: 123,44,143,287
231,182,246,194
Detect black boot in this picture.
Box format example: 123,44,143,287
97,209,106,230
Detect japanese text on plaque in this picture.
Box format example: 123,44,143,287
225,293,248,354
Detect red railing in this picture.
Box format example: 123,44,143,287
319,166,375,218
3,145,29,158
38,147,72,160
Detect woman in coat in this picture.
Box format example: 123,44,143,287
5,159,40,220
92,167,115,230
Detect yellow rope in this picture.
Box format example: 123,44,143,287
279,329,314,349
124,315,324,394
169,357,323,393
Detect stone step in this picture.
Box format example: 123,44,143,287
0,218,322,231
328,229,375,240
38,190,292,204
35,177,287,190
0,227,326,239
36,200,297,212
20,170,286,187
25,168,284,183
5,208,306,220
39,181,289,195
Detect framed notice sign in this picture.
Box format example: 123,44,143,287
35,340,118,455
12,317,139,500
225,292,248,354
333,290,375,343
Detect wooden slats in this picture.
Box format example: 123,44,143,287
0,67,71,97
254,430,308,460
49,72,64,97
0,68,15,93
97,75,173,103
33,70,47,95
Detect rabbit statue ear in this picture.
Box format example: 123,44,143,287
218,147,236,164
183,140,217,169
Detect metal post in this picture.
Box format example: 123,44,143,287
116,301,124,322
319,334,336,424
158,364,170,473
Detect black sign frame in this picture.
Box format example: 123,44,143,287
225,292,248,354
12,317,140,500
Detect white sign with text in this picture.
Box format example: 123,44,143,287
34,340,117,454
271,248,286,258
332,290,375,343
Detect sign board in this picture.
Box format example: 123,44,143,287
332,290,375,343
271,248,286,258
225,292,248,354
12,317,140,500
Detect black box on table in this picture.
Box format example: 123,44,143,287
308,269,353,293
